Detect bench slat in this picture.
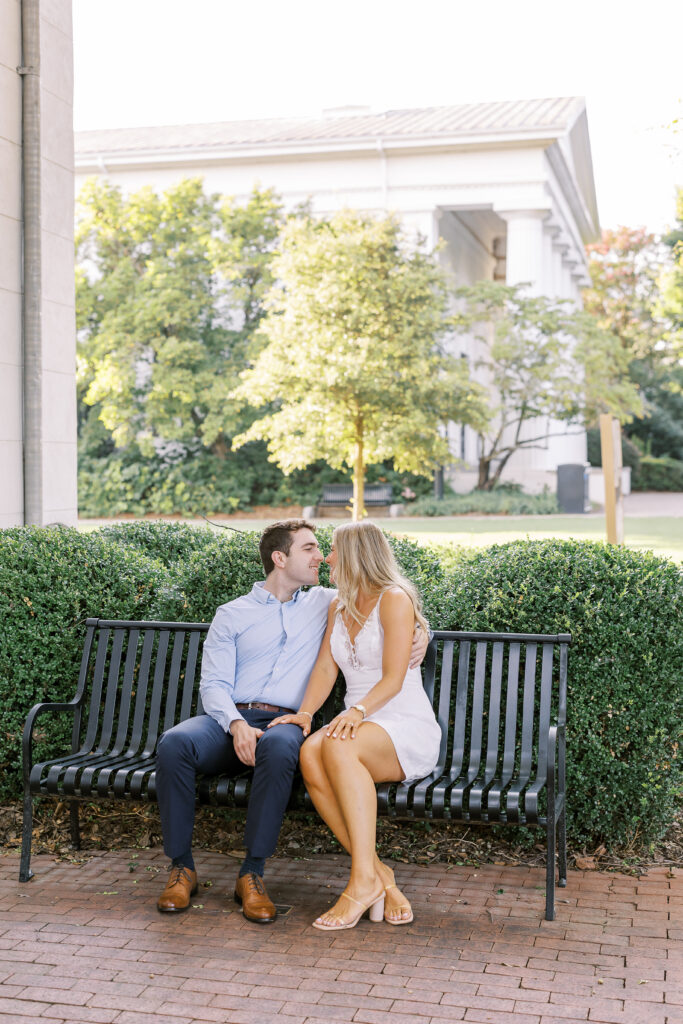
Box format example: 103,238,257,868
128,629,156,756
112,628,141,756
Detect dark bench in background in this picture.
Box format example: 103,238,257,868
315,483,393,517
21,617,570,919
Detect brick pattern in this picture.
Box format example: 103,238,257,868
0,851,680,1024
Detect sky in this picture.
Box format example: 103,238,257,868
72,0,682,236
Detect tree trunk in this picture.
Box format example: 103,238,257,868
352,434,365,522
477,450,514,491
211,434,229,459
477,456,492,490
487,452,512,490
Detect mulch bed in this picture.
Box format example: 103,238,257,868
1,801,680,875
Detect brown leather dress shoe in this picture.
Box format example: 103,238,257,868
157,865,198,913
234,872,277,923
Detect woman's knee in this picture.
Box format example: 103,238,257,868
320,732,357,766
300,731,324,780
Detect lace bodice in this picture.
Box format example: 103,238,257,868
330,598,387,676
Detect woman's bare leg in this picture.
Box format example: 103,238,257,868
300,730,412,922
305,724,403,926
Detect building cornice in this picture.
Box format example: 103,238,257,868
75,128,568,173
544,141,598,244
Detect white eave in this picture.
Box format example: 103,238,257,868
77,127,572,169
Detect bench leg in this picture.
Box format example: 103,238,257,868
69,800,81,850
19,790,34,883
545,815,556,921
558,803,567,887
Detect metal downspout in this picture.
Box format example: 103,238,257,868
19,0,42,524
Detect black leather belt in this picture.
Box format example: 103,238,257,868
235,701,295,714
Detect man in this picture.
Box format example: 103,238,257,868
155,519,427,922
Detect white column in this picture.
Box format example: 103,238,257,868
552,239,569,299
542,227,556,297
499,210,548,295
562,258,579,304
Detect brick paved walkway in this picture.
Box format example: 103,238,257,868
0,849,680,1024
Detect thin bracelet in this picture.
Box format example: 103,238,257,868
299,710,313,721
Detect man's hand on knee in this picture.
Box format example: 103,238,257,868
229,720,263,766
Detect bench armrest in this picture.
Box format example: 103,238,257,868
22,699,83,781
546,722,566,805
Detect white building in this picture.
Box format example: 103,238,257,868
1,0,77,527
75,97,599,491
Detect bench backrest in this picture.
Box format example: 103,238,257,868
72,619,209,760
387,629,570,824
320,483,393,505
72,620,569,825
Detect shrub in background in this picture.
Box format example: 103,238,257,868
409,488,559,516
586,427,642,470
631,455,683,492
79,439,436,517
440,538,682,848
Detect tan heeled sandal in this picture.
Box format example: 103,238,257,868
312,889,385,931
383,882,414,925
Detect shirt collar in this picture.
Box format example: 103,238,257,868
251,580,303,605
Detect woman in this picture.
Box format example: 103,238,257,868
268,521,441,930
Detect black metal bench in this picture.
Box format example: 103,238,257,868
318,483,393,511
21,618,570,919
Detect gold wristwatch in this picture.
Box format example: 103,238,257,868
351,704,367,718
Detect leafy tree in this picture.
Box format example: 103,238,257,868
583,224,683,459
583,227,665,360
233,211,488,519
76,179,288,512
660,188,683,353
77,178,284,457
452,281,642,490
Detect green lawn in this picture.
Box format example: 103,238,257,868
381,515,683,564
80,513,682,564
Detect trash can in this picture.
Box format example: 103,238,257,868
557,464,590,513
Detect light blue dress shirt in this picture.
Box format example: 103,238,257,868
199,581,335,732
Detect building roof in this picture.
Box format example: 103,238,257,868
76,97,586,156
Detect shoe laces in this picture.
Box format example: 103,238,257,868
245,872,266,895
168,865,193,886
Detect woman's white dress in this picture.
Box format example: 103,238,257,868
330,593,441,783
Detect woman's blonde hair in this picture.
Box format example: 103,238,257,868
332,521,429,632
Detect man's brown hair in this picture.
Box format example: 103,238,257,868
259,519,316,575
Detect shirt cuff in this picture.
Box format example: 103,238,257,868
227,709,245,733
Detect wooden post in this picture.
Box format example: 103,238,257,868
352,436,365,522
599,414,624,545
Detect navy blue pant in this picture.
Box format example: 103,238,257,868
155,711,305,862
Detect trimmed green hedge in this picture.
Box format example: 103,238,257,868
97,521,221,566
0,528,172,802
435,539,682,847
1,525,680,850
409,488,559,516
